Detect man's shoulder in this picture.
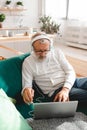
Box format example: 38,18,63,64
23,53,34,63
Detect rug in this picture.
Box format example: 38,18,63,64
27,112,87,130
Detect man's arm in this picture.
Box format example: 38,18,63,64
54,49,76,102
22,58,34,104
57,49,76,90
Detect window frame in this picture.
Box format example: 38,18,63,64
43,0,87,21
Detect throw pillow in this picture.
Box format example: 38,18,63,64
0,88,32,130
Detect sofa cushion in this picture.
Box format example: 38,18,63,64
0,53,29,98
0,88,32,130
0,53,34,119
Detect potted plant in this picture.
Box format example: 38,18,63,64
0,13,6,28
5,0,11,8
39,16,60,34
16,1,23,8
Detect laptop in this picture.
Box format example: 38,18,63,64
33,101,78,119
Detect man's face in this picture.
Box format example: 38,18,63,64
33,39,50,59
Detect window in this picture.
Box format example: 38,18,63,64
68,0,87,21
45,0,67,20
45,0,87,21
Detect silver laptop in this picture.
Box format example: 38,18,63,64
33,101,78,119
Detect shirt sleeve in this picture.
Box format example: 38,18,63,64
57,49,76,90
22,58,33,94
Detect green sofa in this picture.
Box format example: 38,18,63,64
0,53,87,119
0,53,33,119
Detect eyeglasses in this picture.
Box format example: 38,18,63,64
34,49,50,53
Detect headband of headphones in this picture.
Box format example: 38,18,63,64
31,34,52,46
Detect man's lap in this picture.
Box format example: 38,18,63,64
33,77,87,102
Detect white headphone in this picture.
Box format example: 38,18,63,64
31,34,53,52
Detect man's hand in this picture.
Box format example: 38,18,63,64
53,87,70,102
22,87,34,104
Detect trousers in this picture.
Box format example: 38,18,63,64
70,77,87,102
33,77,87,103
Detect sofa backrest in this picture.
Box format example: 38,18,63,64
0,53,30,98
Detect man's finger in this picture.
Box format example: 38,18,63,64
54,95,62,102
53,95,57,102
31,89,34,97
62,97,66,102
62,96,69,102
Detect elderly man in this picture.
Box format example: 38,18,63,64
22,32,87,104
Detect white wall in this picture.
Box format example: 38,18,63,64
0,0,39,28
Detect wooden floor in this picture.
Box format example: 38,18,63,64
55,42,87,77
66,56,87,77
54,42,87,61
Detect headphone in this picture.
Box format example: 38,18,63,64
31,34,53,52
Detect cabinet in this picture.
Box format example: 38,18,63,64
64,26,87,50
